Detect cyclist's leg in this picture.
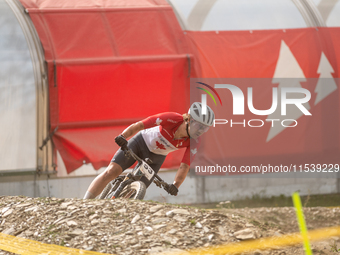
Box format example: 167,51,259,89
84,135,141,199
84,162,124,199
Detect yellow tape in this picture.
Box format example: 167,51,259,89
292,192,312,255
0,232,112,255
1,225,340,255
165,226,340,255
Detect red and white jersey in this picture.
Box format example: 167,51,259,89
140,112,200,165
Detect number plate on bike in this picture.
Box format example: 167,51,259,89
140,162,154,180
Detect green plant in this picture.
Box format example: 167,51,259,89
189,219,196,225
329,241,340,252
47,224,55,230
59,239,65,246
45,224,57,235
250,220,261,226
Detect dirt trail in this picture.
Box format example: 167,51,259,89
0,196,339,255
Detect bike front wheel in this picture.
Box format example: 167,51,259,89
97,176,124,199
116,181,146,200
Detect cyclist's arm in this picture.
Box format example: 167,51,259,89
121,121,144,139
173,163,190,188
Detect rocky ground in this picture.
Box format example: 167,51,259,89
0,196,340,255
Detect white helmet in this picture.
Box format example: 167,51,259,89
188,102,215,126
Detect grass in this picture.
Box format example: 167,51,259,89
59,239,65,246
330,240,340,252
144,200,198,210
190,193,340,209
110,193,340,210
189,219,196,225
250,220,261,227
46,224,56,233
173,204,199,210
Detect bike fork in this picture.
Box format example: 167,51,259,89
111,175,133,199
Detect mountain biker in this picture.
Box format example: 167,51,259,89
83,102,215,199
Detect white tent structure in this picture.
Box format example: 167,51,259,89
0,0,50,175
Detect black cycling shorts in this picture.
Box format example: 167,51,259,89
111,132,166,187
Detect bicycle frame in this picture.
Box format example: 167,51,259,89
110,146,168,199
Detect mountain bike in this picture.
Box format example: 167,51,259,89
97,145,170,200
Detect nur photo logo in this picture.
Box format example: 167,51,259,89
196,80,313,129
196,82,222,115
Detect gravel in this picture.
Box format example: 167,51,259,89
0,196,339,255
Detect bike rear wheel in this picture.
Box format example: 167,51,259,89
108,181,146,200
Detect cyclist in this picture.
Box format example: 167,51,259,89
83,102,215,199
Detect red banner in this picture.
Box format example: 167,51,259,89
20,0,340,174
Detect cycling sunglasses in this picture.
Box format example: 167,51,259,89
189,119,210,139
